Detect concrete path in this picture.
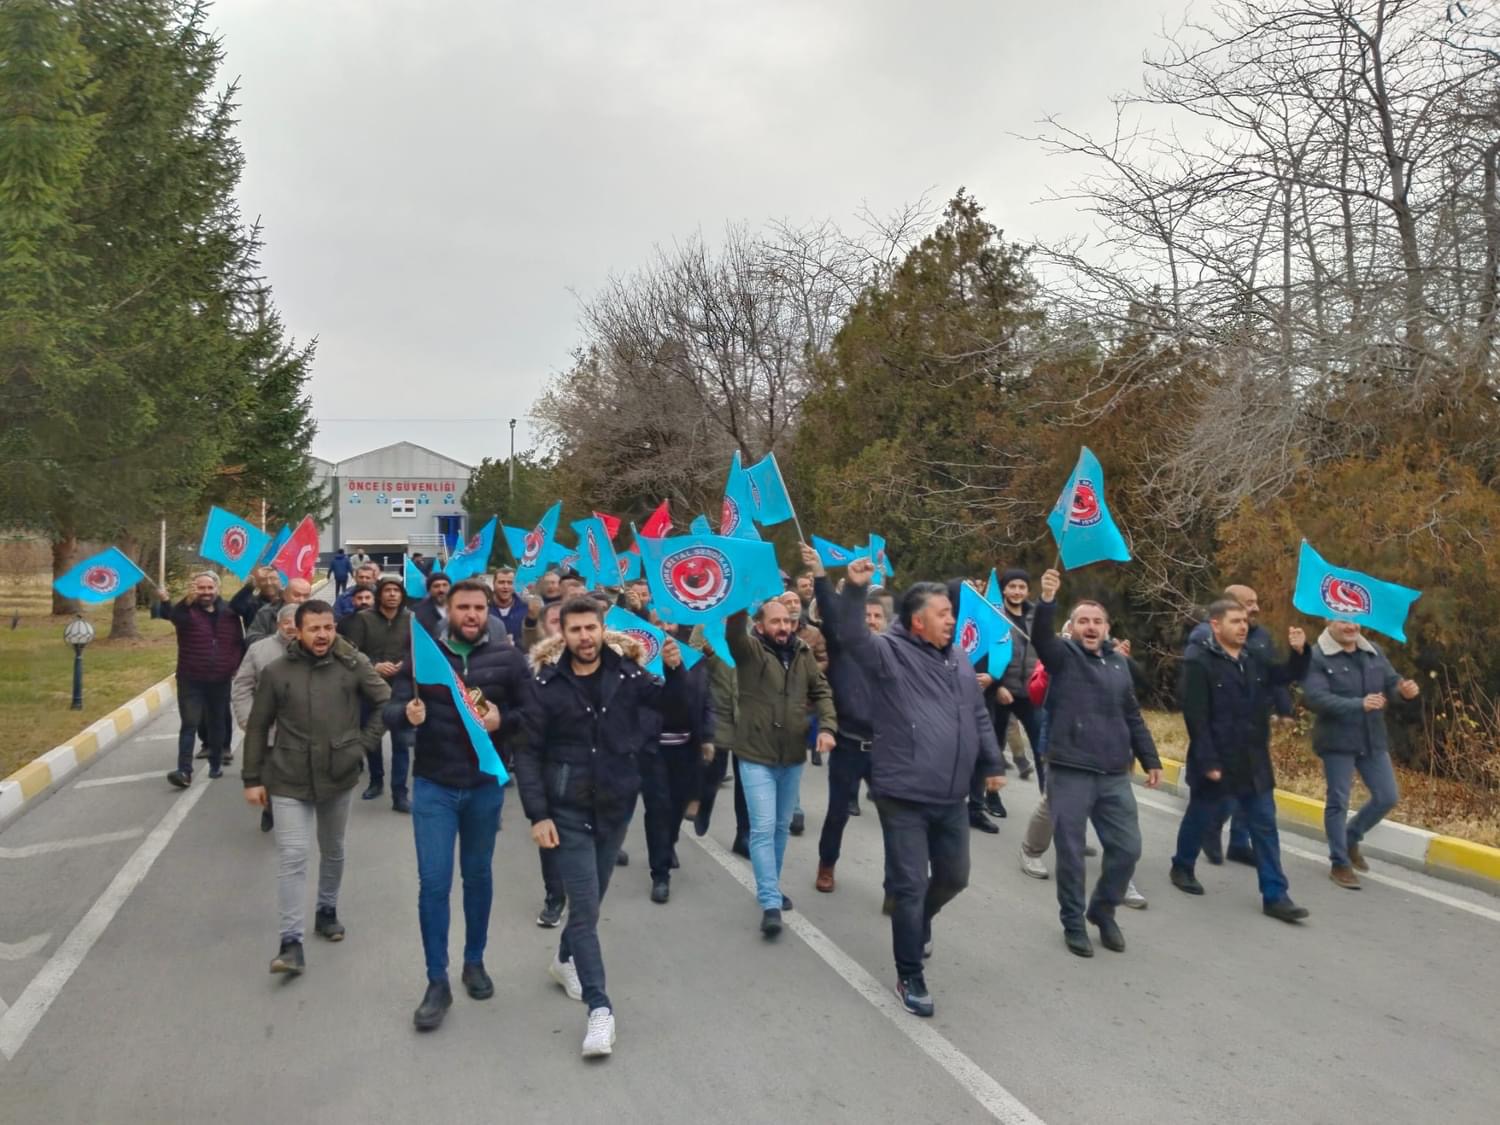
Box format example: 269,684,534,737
2,715,1497,1124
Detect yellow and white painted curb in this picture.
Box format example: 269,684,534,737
0,676,177,830
1134,757,1500,895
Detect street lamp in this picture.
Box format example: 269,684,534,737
64,614,95,711
508,418,517,506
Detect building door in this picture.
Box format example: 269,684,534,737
437,514,464,556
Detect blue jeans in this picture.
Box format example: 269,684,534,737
1173,789,1289,904
739,760,803,910
1322,750,1399,867
412,777,504,981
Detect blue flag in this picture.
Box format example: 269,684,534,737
955,583,1008,666
199,506,270,580
443,517,497,582
503,501,562,589
1292,540,1421,643
603,606,703,677
410,626,508,782
54,547,148,604
572,517,623,590
404,556,437,599
616,551,642,584
720,452,761,540
699,616,734,667
256,523,292,581
1047,447,1132,569
636,529,783,626
811,535,858,568
745,453,796,527
984,568,1002,606
867,534,894,584
690,514,712,535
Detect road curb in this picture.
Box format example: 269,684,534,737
1132,756,1500,896
0,676,176,830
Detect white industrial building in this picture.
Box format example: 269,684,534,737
311,442,472,566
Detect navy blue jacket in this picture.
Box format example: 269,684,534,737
836,583,1003,805
1032,599,1160,775
329,552,353,582
490,598,526,646
1181,635,1309,795
1187,620,1293,717
813,576,875,742
1302,633,1408,758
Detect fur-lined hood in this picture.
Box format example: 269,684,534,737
1316,628,1378,657
528,629,649,674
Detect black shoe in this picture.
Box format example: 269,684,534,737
669,848,680,870
269,940,304,975
848,800,861,817
760,909,783,938
362,780,384,801
392,790,411,814
537,896,565,927
1064,929,1094,958
731,836,750,859
790,812,805,836
1170,865,1205,896
896,974,934,1017
1226,843,1257,867
208,766,223,780
984,792,1007,819
922,939,934,960
810,749,824,767
881,893,895,917
196,747,210,760
260,807,274,833
693,808,711,837
969,811,1000,834
615,848,630,867
1263,898,1310,923
1087,908,1125,953
221,751,233,765
782,895,793,912
461,962,494,1000
1017,759,1035,781
1201,832,1225,865
167,770,190,789
313,907,345,942
413,979,453,1030
651,879,670,904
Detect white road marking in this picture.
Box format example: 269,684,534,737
73,771,171,790
0,935,50,961
1132,791,1500,925
690,832,1047,1125
0,779,211,1061
0,829,144,859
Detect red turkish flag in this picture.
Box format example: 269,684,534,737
592,511,622,541
270,516,320,582
639,500,672,539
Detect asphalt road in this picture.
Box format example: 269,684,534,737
2,712,1498,1125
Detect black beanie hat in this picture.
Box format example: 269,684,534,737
999,567,1030,588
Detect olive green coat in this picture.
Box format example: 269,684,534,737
727,616,837,768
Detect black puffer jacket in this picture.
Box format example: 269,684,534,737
518,632,682,830
383,618,530,788
1180,635,1309,795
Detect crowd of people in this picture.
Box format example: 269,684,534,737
152,541,1420,1058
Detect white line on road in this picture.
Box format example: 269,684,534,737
690,832,1047,1125
73,771,170,790
0,935,50,961
0,829,144,859
0,780,211,1061
1133,791,1500,925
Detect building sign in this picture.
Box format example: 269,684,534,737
346,479,459,493
345,478,460,508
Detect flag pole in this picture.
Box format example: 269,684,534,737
770,453,807,544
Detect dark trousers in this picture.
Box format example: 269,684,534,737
818,738,872,865
1209,800,1252,851
1174,789,1290,903
969,698,1043,811
554,805,631,1012
661,742,700,849
539,843,564,902
732,753,750,840
176,677,232,774
875,797,970,978
639,749,674,881
696,745,731,829
1049,766,1141,932
412,777,504,981
365,727,413,794
334,577,348,597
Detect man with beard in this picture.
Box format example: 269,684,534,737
519,597,685,1059
337,586,375,632
229,566,283,632
335,562,382,621
233,603,300,833
242,600,390,976
159,573,247,788
384,580,530,1032
413,571,453,639
837,559,1004,1017
249,577,312,644
344,575,415,812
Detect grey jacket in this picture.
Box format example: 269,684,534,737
1302,630,1407,757
232,633,293,730
1032,599,1160,775
837,583,1003,805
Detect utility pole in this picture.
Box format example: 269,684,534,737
508,418,516,507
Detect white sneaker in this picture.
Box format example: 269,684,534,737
1020,849,1049,880
1123,880,1148,910
582,1007,615,1058
549,955,583,1001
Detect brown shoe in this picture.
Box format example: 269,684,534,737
1330,864,1361,890
815,864,836,893
1348,843,1370,873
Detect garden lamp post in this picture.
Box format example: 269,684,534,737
64,614,95,711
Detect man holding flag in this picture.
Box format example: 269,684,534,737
383,579,531,1032
158,573,247,788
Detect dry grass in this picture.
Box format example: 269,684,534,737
1144,710,1500,848
0,574,176,778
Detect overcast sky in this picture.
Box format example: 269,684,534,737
213,0,1180,469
